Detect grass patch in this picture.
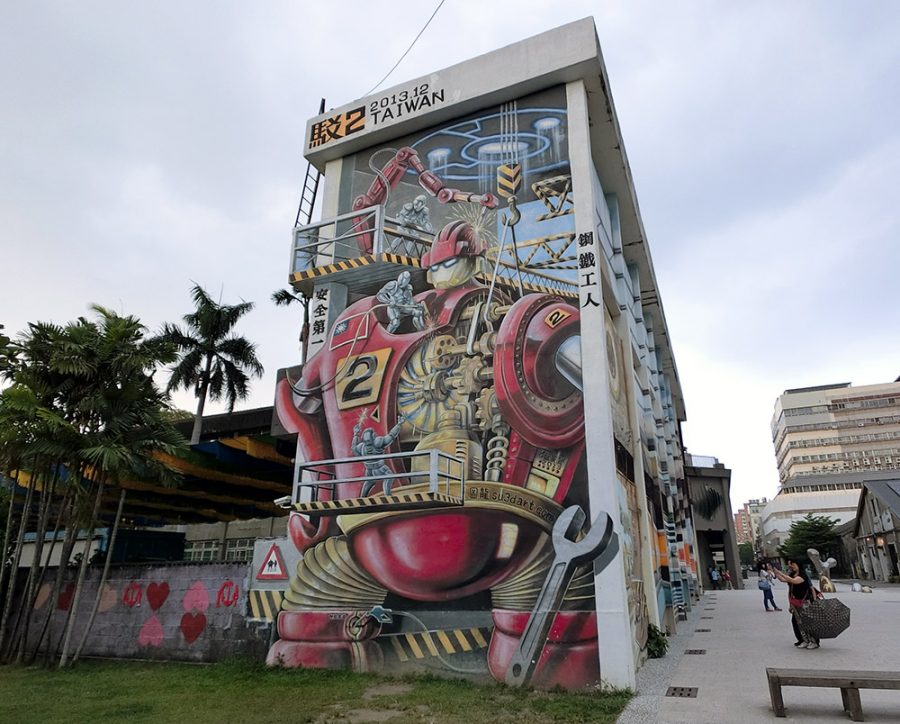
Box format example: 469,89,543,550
0,659,631,723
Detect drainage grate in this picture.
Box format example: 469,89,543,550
666,686,699,698
695,628,711,632
700,616,713,620
684,649,706,655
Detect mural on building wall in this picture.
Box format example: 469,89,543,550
23,566,255,659
271,86,636,689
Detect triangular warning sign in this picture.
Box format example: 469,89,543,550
256,543,288,581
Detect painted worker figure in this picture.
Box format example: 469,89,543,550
352,416,405,496
397,194,433,233
376,270,426,333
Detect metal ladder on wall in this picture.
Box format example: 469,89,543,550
294,98,326,227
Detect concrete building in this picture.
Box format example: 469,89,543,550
771,380,900,485
269,18,695,690
734,497,767,547
852,479,900,582
761,380,900,560
758,484,861,559
686,455,741,589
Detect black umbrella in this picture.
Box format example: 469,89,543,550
797,598,851,639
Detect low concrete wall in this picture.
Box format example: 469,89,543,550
17,562,271,662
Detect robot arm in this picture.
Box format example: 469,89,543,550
352,147,498,253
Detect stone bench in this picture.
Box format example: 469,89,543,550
767,667,900,721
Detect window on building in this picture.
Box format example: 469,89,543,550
184,539,220,562
224,538,255,563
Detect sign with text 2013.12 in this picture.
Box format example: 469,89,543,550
308,81,446,149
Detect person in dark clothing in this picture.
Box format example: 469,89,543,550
771,559,820,649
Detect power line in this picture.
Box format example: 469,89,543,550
364,0,447,97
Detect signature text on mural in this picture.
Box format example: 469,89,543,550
369,82,446,125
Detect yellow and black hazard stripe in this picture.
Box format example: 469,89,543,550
247,589,284,621
293,490,462,516
388,627,491,662
290,253,420,284
497,164,522,199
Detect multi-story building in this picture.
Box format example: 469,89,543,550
734,497,767,547
267,18,695,690
735,507,753,545
771,380,900,484
762,380,900,560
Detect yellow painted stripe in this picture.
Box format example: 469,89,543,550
405,633,425,659
249,592,262,619
436,630,455,654
420,631,440,657
453,629,473,652
470,628,488,648
391,636,409,662
259,591,273,620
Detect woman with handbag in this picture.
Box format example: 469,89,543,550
771,559,820,649
758,564,781,611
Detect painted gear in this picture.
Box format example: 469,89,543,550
493,295,583,448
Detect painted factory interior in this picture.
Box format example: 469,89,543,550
268,18,697,690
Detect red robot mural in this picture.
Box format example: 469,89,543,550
269,88,618,689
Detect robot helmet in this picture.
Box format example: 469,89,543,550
421,221,485,269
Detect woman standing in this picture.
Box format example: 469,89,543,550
771,559,819,649
757,564,781,612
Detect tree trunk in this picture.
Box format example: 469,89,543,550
0,472,35,659
0,470,18,631
13,472,56,662
73,486,125,662
24,482,71,665
35,493,78,665
300,294,311,365
57,477,104,668
190,372,211,445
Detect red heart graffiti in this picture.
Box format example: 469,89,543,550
57,582,76,611
122,582,143,608
146,582,170,611
180,612,206,644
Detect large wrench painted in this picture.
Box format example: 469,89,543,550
505,505,619,687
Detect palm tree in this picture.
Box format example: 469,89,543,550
161,285,264,445
271,288,311,363
0,310,186,666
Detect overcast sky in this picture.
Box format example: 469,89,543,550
2,2,898,508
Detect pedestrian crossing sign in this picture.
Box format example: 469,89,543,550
256,543,288,581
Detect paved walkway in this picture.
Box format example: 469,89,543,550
618,582,900,723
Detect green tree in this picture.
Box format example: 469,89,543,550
778,513,841,565
0,310,186,666
738,542,755,566
271,288,311,363
162,285,264,444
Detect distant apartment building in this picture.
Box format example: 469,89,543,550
771,380,900,484
735,508,753,545
734,497,767,547
761,379,900,559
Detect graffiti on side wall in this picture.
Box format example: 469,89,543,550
270,86,637,689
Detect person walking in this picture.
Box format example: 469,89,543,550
723,569,733,590
771,559,820,648
758,564,781,611
710,567,719,590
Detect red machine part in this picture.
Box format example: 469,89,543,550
351,146,497,253
493,295,583,449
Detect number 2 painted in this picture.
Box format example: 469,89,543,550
335,348,392,410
